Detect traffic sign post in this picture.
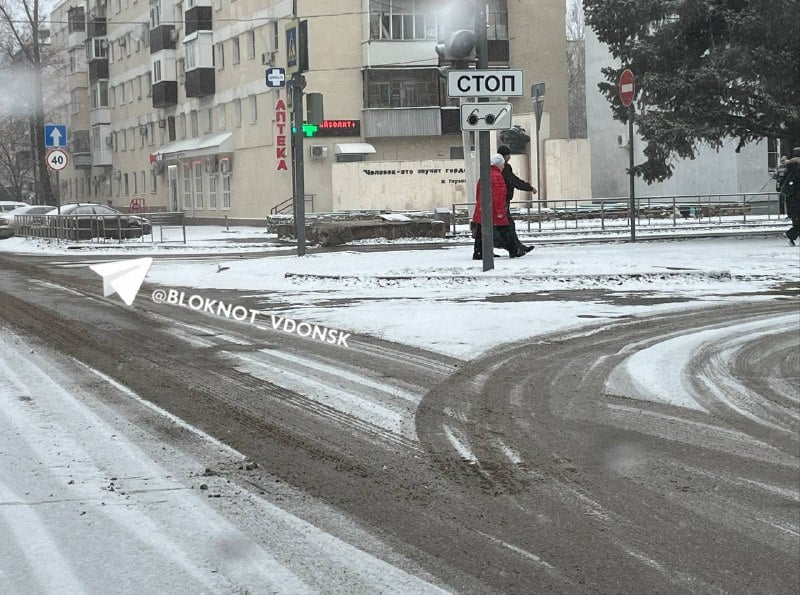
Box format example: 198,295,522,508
46,148,68,171
531,82,546,231
266,67,286,88
618,68,636,242
46,148,68,214
45,125,67,148
447,69,524,97
460,102,512,131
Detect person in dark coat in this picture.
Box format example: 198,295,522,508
774,155,788,215
781,147,800,246
472,154,515,259
496,144,535,256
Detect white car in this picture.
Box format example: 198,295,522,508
0,205,54,239
0,200,30,213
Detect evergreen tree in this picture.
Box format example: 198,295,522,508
584,0,800,182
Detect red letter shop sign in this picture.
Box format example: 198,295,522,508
275,99,288,171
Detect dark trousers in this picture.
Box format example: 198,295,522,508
787,217,800,241
506,207,527,256
473,224,513,256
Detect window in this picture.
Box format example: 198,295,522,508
365,68,440,108
124,173,129,195
487,0,509,40
249,95,258,123
150,0,161,28
92,127,101,150
137,76,142,100
168,115,176,141
70,90,80,114
90,81,109,109
127,81,134,103
153,59,162,83
208,173,217,208
68,7,86,33
193,161,204,209
206,108,213,132
120,128,128,150
234,99,242,127
140,171,146,195
145,72,152,96
176,3,183,30
186,40,197,69
150,169,157,193
148,122,155,145
246,30,255,59
232,37,240,64
215,42,224,69
179,113,186,138
133,171,138,195
221,166,231,209
369,0,438,41
190,111,198,136
217,103,227,129
177,58,185,80
267,21,278,52
182,163,192,209
768,137,791,171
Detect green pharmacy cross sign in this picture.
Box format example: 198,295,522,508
292,119,361,138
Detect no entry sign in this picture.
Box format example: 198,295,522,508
619,68,635,106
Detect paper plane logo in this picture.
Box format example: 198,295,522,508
89,257,153,306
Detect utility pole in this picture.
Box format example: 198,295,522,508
476,3,493,272
288,0,307,255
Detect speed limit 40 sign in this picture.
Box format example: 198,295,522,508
46,148,69,172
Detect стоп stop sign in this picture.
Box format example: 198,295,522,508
619,68,635,106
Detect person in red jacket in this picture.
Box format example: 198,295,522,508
472,154,515,259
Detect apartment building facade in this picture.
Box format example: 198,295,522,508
50,0,569,220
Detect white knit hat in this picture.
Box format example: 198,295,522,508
490,153,505,167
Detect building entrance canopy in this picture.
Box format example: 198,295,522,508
151,132,233,162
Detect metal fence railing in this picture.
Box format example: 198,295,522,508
15,211,186,244
451,192,784,236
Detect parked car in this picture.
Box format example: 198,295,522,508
0,200,31,213
44,203,152,239
0,205,54,239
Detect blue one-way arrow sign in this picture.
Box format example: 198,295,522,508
45,124,67,148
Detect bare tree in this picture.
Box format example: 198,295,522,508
565,0,586,138
0,116,34,200
0,0,56,204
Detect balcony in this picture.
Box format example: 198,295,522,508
363,107,443,138
88,60,109,82
87,17,106,38
185,6,213,36
185,69,214,98
150,25,177,53
152,81,178,108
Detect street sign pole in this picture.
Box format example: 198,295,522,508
531,82,545,233
476,3,492,272
291,73,306,256
619,68,636,243
628,103,636,242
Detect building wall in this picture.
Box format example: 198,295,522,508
50,0,571,220
585,27,768,199
331,159,469,211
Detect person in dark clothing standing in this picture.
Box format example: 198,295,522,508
774,155,788,215
781,147,800,246
496,144,535,256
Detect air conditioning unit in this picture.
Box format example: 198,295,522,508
310,145,327,160
105,134,114,147
205,156,218,173
119,36,126,47
153,161,165,175
139,124,148,136
169,29,179,42
219,158,232,175
113,169,122,179
158,119,167,129
261,51,276,65
616,133,629,148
